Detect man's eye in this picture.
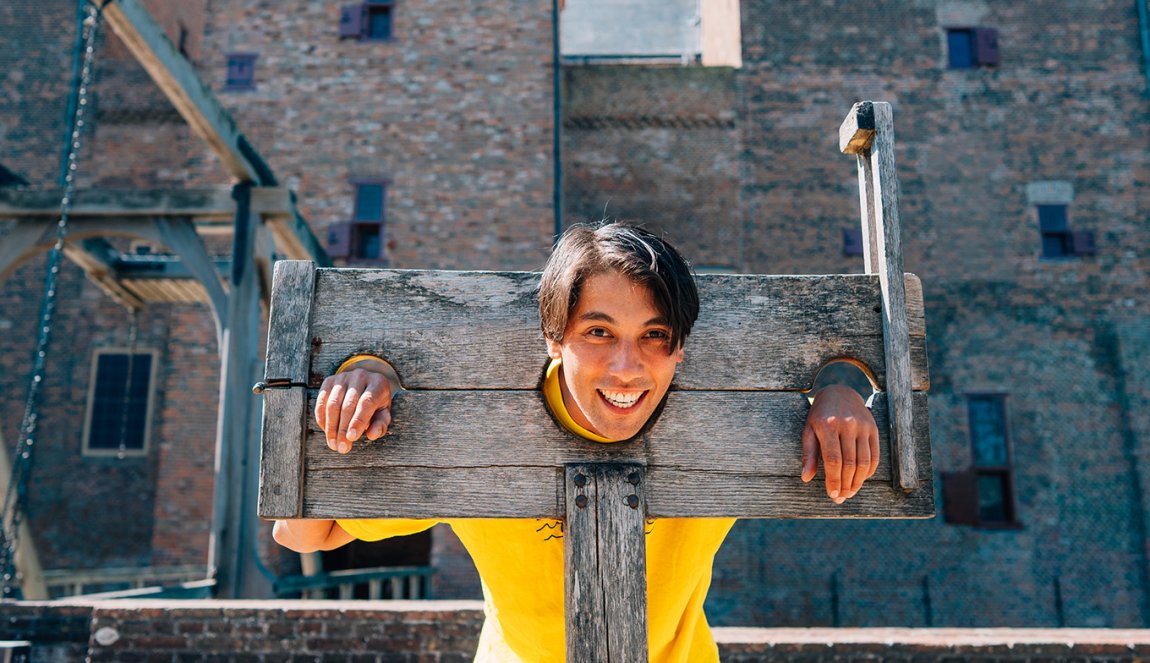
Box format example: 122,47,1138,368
587,327,610,337
645,330,670,340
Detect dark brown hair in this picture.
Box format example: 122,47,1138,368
538,223,699,352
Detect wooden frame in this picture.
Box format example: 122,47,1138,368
257,101,932,660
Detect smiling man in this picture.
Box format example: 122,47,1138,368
273,223,879,662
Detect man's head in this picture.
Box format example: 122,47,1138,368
539,223,699,440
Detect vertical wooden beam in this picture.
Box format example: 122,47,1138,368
257,260,316,518
565,464,648,662
210,185,273,598
840,101,918,492
0,433,47,600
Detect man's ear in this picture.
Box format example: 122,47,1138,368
546,337,562,359
673,345,685,363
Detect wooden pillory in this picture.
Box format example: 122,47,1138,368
257,102,932,661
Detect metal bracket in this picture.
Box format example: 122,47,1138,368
251,378,307,394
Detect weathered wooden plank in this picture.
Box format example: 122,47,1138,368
566,465,607,662
596,465,648,662
258,261,317,518
298,465,933,520
302,466,562,519
644,471,935,519
865,102,918,493
306,269,928,391
298,392,931,486
286,392,932,520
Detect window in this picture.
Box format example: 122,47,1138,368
327,180,388,262
1038,204,1094,259
340,2,394,41
82,349,158,457
177,23,189,58
842,228,864,257
224,53,257,91
946,27,999,69
942,394,1018,527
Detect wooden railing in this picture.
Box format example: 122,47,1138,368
42,565,206,599
274,565,435,600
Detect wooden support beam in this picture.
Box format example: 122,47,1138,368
63,239,145,309
0,187,292,220
97,0,274,185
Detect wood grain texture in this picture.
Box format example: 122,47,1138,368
289,392,932,520
565,464,649,663
566,465,605,663
869,102,918,492
257,260,317,518
596,465,648,663
306,269,928,391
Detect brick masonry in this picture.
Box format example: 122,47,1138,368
2,0,1150,638
2,601,1150,661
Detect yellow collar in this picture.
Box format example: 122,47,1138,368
543,358,617,443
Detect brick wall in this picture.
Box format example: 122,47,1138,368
2,601,1149,662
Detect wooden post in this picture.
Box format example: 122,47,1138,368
565,464,647,663
210,184,273,598
840,101,919,492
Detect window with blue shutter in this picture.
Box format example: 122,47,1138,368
943,394,1018,527
225,53,257,91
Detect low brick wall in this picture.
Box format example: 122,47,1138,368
1,600,1149,662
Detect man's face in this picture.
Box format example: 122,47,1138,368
546,270,684,441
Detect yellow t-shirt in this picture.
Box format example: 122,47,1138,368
337,357,735,662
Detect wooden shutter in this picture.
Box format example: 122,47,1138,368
941,469,979,526
1037,204,1068,232
327,222,353,258
974,28,1000,66
339,4,365,38
1071,230,1096,256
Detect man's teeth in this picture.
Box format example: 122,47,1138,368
600,390,643,408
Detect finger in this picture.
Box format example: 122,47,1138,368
850,433,869,497
868,427,880,479
821,428,843,501
839,429,858,502
336,381,363,451
347,381,387,441
366,407,392,440
315,378,334,433
324,382,345,449
800,425,818,482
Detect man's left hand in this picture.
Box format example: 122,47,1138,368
801,384,879,503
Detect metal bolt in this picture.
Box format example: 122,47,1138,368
573,474,587,487
575,495,589,509
627,472,641,486
626,494,639,509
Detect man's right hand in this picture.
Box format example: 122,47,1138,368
315,361,397,454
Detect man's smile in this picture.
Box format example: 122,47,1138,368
598,389,647,410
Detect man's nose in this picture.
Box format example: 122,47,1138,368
607,340,645,380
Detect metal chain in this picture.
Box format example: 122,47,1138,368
116,309,140,460
0,4,103,599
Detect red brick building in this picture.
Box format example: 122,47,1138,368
1,0,1148,628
